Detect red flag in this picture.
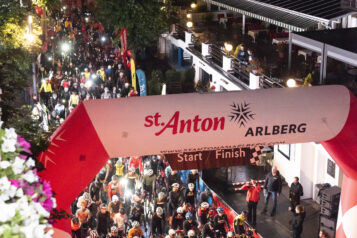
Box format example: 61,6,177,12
120,28,127,65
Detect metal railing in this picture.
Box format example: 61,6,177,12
171,24,285,90
209,44,223,67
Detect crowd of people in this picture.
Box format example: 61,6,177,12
32,4,138,130
70,156,259,238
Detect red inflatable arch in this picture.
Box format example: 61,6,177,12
39,85,357,237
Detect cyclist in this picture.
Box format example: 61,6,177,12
168,183,183,217
202,221,215,238
184,183,197,208
130,202,144,223
151,207,165,236
213,207,230,238
108,195,122,218
128,221,143,238
143,169,157,201
171,207,185,230
197,202,210,227
107,175,122,201
154,191,167,214
113,208,128,237
233,212,248,237
167,170,183,189
183,212,199,236
107,226,120,238
187,170,200,193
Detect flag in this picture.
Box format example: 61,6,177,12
120,28,127,65
130,58,136,91
136,69,147,96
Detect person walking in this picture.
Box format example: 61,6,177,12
290,205,306,238
262,166,282,216
239,179,261,226
289,177,304,213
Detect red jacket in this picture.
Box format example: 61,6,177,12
241,184,261,202
128,156,143,173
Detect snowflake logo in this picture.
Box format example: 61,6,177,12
229,102,255,127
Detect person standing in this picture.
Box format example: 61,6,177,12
262,166,282,216
290,205,306,238
289,177,304,213
239,179,261,226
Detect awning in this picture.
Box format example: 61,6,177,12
204,0,353,31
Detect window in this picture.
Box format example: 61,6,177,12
327,159,336,178
278,144,290,160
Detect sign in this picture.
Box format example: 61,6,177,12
136,69,147,96
130,58,136,91
327,159,336,178
165,146,263,170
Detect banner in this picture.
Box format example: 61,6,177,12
120,28,127,65
130,58,136,91
165,146,263,170
120,27,127,52
136,69,147,96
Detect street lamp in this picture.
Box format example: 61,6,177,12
187,13,192,19
187,21,193,28
191,3,197,9
225,43,233,53
286,78,297,87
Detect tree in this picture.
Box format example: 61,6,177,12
0,0,43,123
93,0,171,52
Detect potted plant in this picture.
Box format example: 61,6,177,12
276,42,288,58
247,58,263,75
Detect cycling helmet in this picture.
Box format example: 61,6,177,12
187,230,195,237
177,207,184,213
217,207,224,213
185,212,193,220
188,183,195,189
129,167,135,172
111,226,118,233
156,207,164,215
132,221,140,228
201,202,209,208
112,175,119,181
227,231,234,237
246,230,253,236
89,230,99,238
116,158,122,166
169,229,176,236
147,169,154,176
158,192,165,199
112,195,119,202
100,203,107,209
172,183,179,188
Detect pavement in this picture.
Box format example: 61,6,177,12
202,166,321,238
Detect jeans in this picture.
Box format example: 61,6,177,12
247,201,258,224
264,191,278,215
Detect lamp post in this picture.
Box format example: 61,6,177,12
224,43,233,56
187,21,193,28
286,78,297,87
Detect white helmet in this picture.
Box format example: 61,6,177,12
112,195,119,202
132,221,140,228
168,229,176,236
177,207,184,213
227,231,233,238
188,183,195,189
201,202,209,208
156,207,164,215
158,192,165,199
147,169,153,176
172,183,179,188
188,230,195,237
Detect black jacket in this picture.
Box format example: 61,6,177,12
264,171,282,193
96,211,111,234
291,212,306,232
290,182,304,199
